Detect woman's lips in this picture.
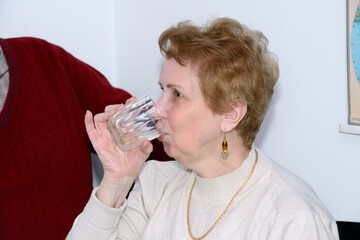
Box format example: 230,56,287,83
158,133,167,142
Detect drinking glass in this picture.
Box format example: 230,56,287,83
107,95,162,150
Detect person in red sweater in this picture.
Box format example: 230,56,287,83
0,37,169,240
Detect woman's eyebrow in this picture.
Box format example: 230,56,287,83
166,83,184,90
158,81,185,90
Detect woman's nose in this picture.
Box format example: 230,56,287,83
155,97,167,119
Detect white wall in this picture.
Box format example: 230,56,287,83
0,0,118,85
1,0,359,222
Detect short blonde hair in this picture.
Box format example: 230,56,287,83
158,17,279,147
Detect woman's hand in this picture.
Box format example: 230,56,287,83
84,97,153,207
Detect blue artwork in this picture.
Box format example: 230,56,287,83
351,2,360,86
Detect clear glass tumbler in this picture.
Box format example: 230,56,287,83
107,95,162,150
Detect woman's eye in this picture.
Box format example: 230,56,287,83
174,90,183,97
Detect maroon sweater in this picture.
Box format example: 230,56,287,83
0,37,169,240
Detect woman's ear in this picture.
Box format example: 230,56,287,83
220,100,247,132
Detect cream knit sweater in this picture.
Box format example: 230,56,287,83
67,147,339,240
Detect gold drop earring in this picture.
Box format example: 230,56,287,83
221,133,229,159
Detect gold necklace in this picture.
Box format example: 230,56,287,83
187,149,258,240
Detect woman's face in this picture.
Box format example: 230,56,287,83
156,58,223,167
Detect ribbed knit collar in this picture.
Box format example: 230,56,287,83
191,147,266,203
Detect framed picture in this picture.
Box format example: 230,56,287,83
347,0,360,125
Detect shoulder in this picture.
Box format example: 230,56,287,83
252,149,338,238
2,37,75,65
265,211,339,239
3,37,62,52
3,37,48,45
255,149,335,223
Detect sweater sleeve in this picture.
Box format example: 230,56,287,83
267,212,339,240
67,161,182,240
66,175,150,240
66,187,126,240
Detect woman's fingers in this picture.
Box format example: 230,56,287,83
84,109,151,183
105,104,124,113
125,96,136,105
93,111,114,124
84,110,98,143
85,110,112,140
103,96,137,115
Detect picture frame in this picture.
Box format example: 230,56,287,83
347,0,360,126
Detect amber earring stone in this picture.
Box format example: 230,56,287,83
221,135,229,159
222,137,228,153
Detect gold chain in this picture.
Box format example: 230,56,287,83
187,149,258,240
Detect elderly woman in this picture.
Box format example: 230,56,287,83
67,18,339,239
